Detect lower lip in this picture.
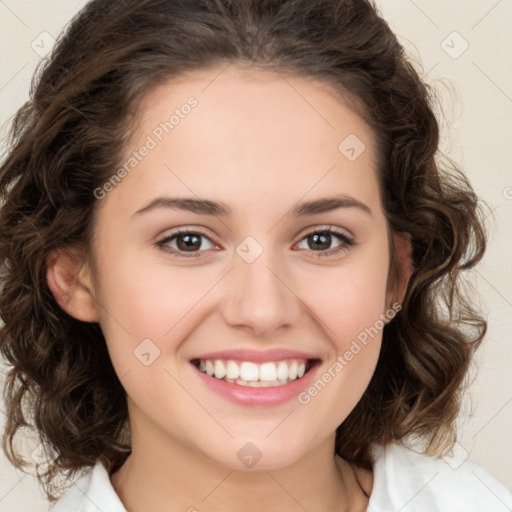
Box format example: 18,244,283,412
191,362,320,406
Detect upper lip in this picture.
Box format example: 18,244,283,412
190,348,321,364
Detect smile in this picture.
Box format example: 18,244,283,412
189,348,322,406
192,358,316,387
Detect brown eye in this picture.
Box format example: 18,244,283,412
295,228,354,257
175,233,202,251
157,230,216,256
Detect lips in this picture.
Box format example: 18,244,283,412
192,357,318,385
189,348,321,403
190,348,320,364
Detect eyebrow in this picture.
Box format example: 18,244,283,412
132,194,372,218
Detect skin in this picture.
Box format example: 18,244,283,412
48,64,411,511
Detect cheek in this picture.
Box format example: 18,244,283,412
93,248,223,371
295,265,388,426
297,252,390,345
292,245,389,409
98,254,212,330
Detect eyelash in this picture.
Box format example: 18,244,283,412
155,226,355,259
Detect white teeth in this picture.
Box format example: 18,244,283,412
205,360,214,376
288,361,298,380
259,362,277,381
214,360,226,379
195,357,314,386
277,361,289,381
226,360,240,380
235,378,289,387
240,362,259,382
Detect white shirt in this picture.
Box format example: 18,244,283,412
50,442,512,511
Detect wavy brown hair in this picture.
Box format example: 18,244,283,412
0,0,487,503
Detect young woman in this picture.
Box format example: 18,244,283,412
1,0,510,510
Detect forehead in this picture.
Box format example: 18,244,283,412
135,64,375,158
109,65,382,218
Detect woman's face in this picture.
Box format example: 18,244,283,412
86,65,399,470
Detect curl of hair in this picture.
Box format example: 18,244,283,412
0,0,487,502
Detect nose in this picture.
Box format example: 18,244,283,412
220,249,301,337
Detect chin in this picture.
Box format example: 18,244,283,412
201,435,312,472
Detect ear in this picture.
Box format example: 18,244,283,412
46,248,99,322
386,232,413,309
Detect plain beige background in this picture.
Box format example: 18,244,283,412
0,1,511,510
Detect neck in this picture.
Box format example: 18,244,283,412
110,413,370,512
